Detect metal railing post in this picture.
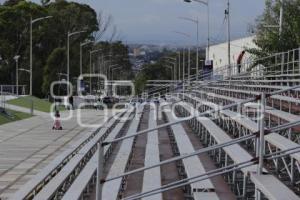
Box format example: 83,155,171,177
30,100,34,116
255,92,265,200
258,92,265,175
96,142,104,200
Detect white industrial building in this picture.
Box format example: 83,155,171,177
206,36,257,76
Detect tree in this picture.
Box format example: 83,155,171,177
0,0,131,97
0,1,47,93
249,0,300,56
0,0,99,96
134,62,172,95
3,0,24,6
42,47,66,94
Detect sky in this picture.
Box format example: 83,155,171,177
13,0,265,46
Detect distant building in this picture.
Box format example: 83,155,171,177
133,48,141,57
206,36,257,75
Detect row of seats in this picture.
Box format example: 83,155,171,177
102,105,145,200
141,107,163,200
163,104,220,200
178,92,300,199
32,110,133,200
10,110,126,200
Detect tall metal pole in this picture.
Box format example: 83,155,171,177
178,52,181,82
196,48,199,81
67,30,86,93
111,66,122,80
101,54,104,74
89,49,102,94
178,17,199,81
80,43,83,76
89,51,92,94
30,17,33,96
183,49,185,82
174,62,176,83
80,41,93,76
96,143,104,200
207,0,210,60
15,58,19,96
226,0,231,76
258,93,266,175
279,0,283,36
67,31,70,85
188,47,191,85
29,16,52,96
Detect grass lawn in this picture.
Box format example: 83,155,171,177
7,96,64,113
0,109,32,125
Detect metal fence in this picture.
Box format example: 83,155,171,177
0,85,27,96
214,47,300,79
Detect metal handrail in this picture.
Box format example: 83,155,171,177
124,146,300,200
101,114,300,183
103,85,300,146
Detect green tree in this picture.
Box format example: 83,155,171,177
42,47,66,94
89,41,133,80
134,62,171,95
0,0,99,97
250,0,300,56
0,1,46,93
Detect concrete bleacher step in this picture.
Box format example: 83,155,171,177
102,105,144,200
10,111,126,200
60,110,135,200
251,174,300,200
163,104,220,200
32,111,132,200
177,94,300,199
141,107,162,200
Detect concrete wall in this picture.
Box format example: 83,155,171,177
206,36,257,73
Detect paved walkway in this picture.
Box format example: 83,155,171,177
0,95,48,117
0,109,114,199
4,104,48,117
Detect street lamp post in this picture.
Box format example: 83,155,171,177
165,65,174,81
108,64,119,80
89,49,102,94
67,30,86,87
111,66,122,80
30,16,52,96
80,40,93,76
225,0,231,76
108,64,119,96
57,72,68,80
102,55,114,76
165,57,177,82
102,55,127,77
14,55,20,95
179,16,200,81
18,68,30,95
173,31,191,85
184,0,210,60
177,51,181,82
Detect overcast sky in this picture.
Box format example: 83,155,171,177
8,0,266,45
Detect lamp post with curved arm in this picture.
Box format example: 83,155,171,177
108,64,119,80
164,57,177,82
89,49,102,94
179,16,201,81
30,16,52,96
13,55,20,95
67,30,86,86
173,31,191,85
80,40,93,76
111,66,122,81
183,0,209,60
